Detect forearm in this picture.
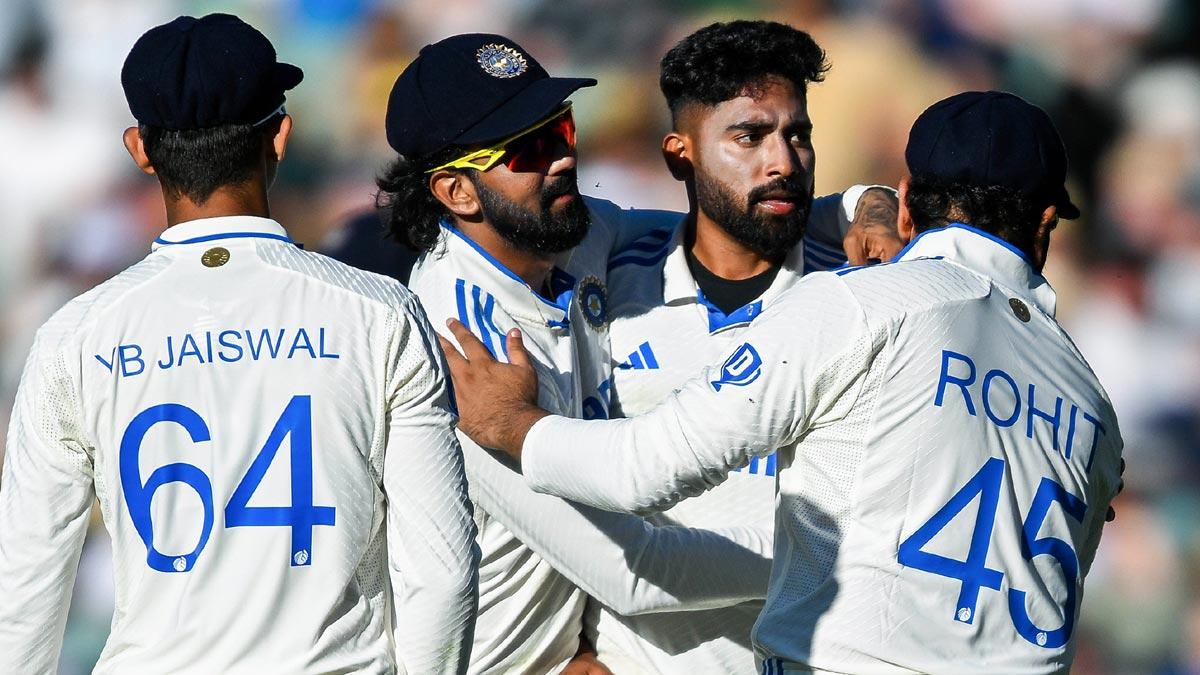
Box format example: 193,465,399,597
384,348,480,674
461,437,770,614
0,428,93,672
520,408,748,515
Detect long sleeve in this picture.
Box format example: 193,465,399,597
522,274,878,515
383,303,480,675
460,436,771,616
0,326,95,674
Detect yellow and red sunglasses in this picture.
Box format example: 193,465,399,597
427,103,576,174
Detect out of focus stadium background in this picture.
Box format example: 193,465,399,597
0,0,1196,672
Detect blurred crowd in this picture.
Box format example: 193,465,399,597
0,0,1196,673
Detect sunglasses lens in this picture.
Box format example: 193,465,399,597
504,110,575,173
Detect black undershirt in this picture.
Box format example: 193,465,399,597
685,248,781,315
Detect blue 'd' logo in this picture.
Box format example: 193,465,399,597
711,343,762,391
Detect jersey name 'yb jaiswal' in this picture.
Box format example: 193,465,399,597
94,326,340,377
935,349,1107,467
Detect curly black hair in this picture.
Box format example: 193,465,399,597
659,20,829,121
375,149,464,252
905,174,1047,257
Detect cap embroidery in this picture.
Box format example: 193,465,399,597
476,43,527,79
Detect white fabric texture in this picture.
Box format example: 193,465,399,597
523,225,1124,674
0,216,478,675
582,192,852,674
411,196,779,674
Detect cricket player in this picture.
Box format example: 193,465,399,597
377,33,894,674
445,91,1125,674
591,22,897,672
0,15,478,674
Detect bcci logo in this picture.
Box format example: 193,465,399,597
476,43,528,79
711,343,762,391
577,276,608,330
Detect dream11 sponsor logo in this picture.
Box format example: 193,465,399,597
710,343,762,392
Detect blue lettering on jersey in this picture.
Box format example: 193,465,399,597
933,349,1106,467
711,343,762,392
99,328,338,377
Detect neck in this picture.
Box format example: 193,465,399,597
688,209,778,280
163,180,271,228
455,218,556,291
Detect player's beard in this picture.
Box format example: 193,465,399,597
472,173,591,255
694,171,812,261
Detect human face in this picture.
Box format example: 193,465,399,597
466,121,590,255
687,77,816,259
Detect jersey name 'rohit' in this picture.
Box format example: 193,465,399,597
95,326,341,377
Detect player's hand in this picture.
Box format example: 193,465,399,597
438,319,549,460
843,186,903,266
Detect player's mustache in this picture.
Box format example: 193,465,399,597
541,172,579,206
747,178,806,204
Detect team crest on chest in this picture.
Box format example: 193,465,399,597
476,43,527,78
577,276,608,330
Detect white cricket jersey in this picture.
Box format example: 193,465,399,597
0,216,479,675
411,196,779,674
592,194,853,674
522,224,1124,674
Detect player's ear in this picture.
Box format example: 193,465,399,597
268,114,292,162
896,175,916,243
662,132,692,182
123,126,156,176
430,169,482,219
1030,204,1058,273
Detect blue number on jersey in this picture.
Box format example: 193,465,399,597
1008,477,1087,648
899,457,1088,647
226,395,336,566
120,404,215,573
897,457,1004,624
119,395,335,572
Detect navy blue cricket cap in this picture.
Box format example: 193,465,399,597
121,14,303,131
906,91,1080,219
385,33,596,161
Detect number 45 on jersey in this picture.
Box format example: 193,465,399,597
119,395,335,573
899,457,1087,650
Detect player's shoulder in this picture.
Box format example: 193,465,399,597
582,195,681,267
259,243,420,314
35,254,175,354
820,255,990,318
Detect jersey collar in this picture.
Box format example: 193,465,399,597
661,220,807,332
894,223,1057,316
152,216,292,251
438,222,575,327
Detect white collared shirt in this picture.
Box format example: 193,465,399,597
410,197,781,675
586,194,852,674
0,216,479,675
522,224,1124,674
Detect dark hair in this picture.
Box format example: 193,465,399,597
139,123,268,204
659,20,829,121
905,174,1048,256
375,150,463,252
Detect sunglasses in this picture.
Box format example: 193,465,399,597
427,103,576,174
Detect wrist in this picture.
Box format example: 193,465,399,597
502,405,551,459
